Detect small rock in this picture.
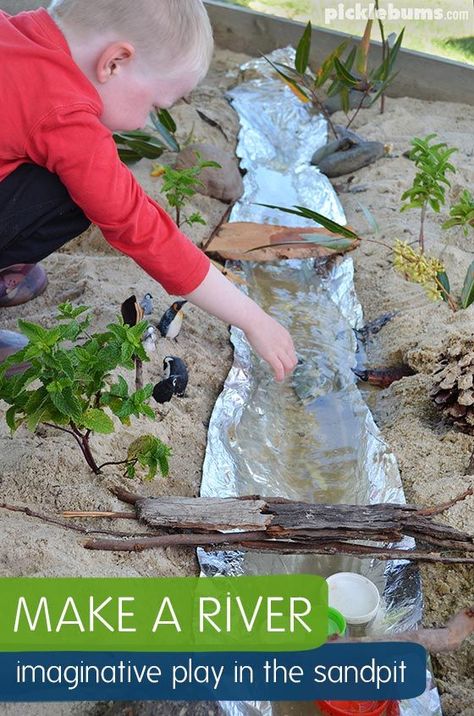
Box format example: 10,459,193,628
317,142,385,177
323,89,375,115
175,143,244,203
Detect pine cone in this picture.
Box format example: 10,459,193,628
430,338,474,433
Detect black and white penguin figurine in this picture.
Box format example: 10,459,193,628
121,295,144,327
152,377,178,404
139,292,154,316
142,325,157,353
163,356,188,397
157,300,187,339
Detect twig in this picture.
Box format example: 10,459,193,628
97,459,132,472
83,533,474,563
419,202,426,252
0,503,147,538
417,486,473,517
202,204,233,252
301,75,338,139
345,89,370,131
135,358,143,392
62,511,137,520
110,486,141,505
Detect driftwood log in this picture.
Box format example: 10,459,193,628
3,489,472,563
77,489,474,563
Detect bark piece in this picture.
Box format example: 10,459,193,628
205,221,360,262
136,496,270,531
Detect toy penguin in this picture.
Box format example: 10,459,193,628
142,325,157,353
152,377,178,405
121,295,144,327
140,293,154,316
163,356,188,396
157,300,187,339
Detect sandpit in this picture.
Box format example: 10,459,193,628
0,47,473,715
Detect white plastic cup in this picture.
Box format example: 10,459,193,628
326,572,380,632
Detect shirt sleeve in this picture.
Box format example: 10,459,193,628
25,103,210,295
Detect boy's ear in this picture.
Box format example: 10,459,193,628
96,42,135,83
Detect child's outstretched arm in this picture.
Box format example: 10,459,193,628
184,263,297,382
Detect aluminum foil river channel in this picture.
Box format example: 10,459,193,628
198,50,442,716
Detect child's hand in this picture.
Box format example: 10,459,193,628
184,263,298,381
243,312,297,382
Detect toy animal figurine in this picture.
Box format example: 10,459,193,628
152,377,178,404
142,325,157,353
157,300,187,339
140,293,154,316
163,356,188,396
352,365,414,388
121,295,144,327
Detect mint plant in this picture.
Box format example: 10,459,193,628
0,303,170,479
401,134,457,252
158,152,221,228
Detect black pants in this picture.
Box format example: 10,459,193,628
0,164,91,270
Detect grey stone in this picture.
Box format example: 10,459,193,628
324,89,375,115
311,137,353,165
318,141,385,177
175,143,244,203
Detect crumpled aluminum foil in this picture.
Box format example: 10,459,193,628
199,50,442,716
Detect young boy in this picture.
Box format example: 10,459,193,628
0,0,297,381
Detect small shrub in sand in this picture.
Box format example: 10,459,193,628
0,302,171,480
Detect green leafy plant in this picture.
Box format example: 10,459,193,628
265,19,404,138
264,21,348,138
158,151,221,228
126,435,171,480
113,109,180,164
327,20,404,128
442,189,474,235
401,134,457,252
0,303,171,479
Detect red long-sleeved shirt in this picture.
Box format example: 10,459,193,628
0,9,210,295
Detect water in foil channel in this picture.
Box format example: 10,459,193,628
199,50,442,716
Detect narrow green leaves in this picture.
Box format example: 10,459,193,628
113,130,166,163
333,57,359,86
461,261,474,309
295,21,312,74
354,20,373,76
255,203,360,240
150,109,180,153
437,271,451,303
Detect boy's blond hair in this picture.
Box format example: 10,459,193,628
48,0,214,80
